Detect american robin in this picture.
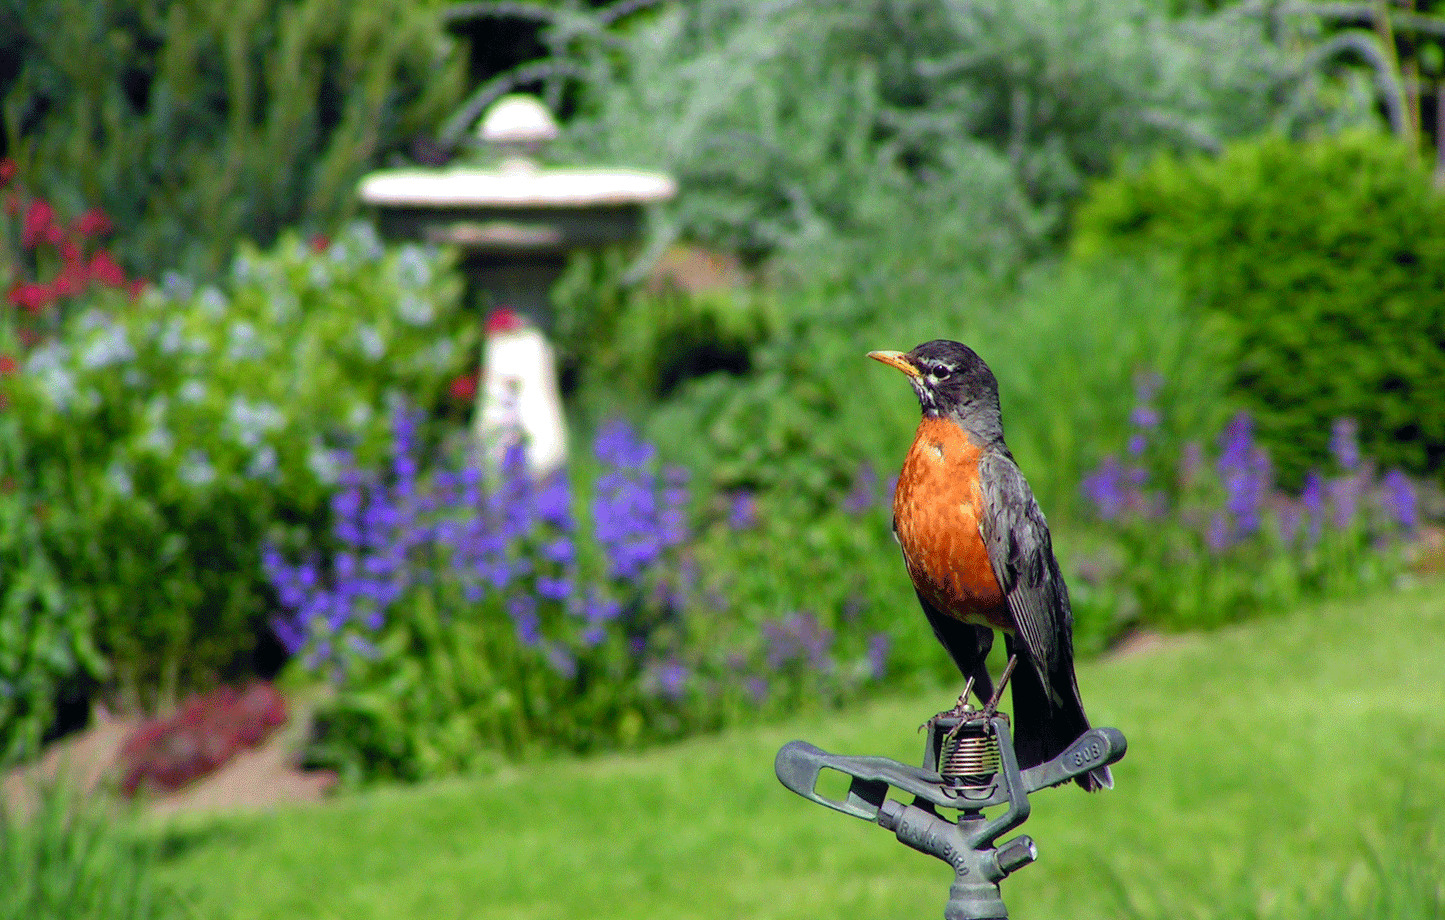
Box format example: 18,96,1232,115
869,340,1112,791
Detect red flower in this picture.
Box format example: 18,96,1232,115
0,158,15,187
0,355,16,375
73,207,112,237
308,233,331,253
6,281,53,314
54,261,88,298
21,198,54,249
448,373,478,401
485,308,526,334
88,250,126,288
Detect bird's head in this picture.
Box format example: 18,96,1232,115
868,340,1004,438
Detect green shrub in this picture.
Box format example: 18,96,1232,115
0,0,465,279
3,224,476,706
1072,130,1445,489
643,255,1233,523
550,248,774,404
0,395,105,766
547,0,1330,270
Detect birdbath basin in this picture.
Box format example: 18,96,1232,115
358,95,676,327
357,95,676,474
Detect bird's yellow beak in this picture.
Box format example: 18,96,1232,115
867,350,920,378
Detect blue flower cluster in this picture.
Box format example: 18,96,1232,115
264,409,690,682
1080,377,1418,551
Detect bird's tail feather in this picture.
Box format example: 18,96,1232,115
1009,654,1113,792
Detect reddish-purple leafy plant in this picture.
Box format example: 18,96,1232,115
116,683,287,797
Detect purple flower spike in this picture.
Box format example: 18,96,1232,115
1081,456,1125,520
1133,371,1164,405
866,632,891,680
536,576,572,601
728,491,758,529
1381,469,1418,532
844,462,881,515
1206,512,1232,553
653,660,689,700
1329,418,1361,472
1127,433,1148,457
1129,406,1161,430
1301,472,1324,544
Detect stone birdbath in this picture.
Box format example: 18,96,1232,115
357,95,676,473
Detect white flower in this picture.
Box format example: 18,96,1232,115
396,292,435,326
345,221,384,261
179,379,207,403
232,253,254,284
158,317,185,355
358,325,385,360
178,449,216,487
24,343,77,411
198,286,228,317
307,258,331,288
226,321,266,360
246,444,279,481
226,398,284,448
394,245,432,289
140,425,174,454
346,402,372,429
106,460,134,497
79,324,135,370
306,444,341,484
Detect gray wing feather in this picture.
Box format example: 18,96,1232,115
976,450,1069,686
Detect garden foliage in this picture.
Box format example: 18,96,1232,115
0,0,466,278
1073,131,1445,488
544,0,1342,275
2,223,476,707
1071,375,1418,649
266,411,890,783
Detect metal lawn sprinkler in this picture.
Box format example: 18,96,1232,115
775,704,1126,920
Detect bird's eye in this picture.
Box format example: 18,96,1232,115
930,364,952,379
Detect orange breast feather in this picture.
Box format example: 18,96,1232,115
892,417,1010,630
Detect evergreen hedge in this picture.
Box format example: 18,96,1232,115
1073,131,1445,487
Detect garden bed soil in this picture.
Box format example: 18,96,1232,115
2,705,335,818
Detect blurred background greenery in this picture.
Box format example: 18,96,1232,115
1,0,1443,917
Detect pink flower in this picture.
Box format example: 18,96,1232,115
53,261,88,297
74,207,112,237
0,354,16,375
6,281,53,314
88,250,126,287
21,198,54,248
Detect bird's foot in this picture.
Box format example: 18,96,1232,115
980,655,1019,721
919,677,975,733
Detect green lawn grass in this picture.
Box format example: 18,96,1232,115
151,581,1445,920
